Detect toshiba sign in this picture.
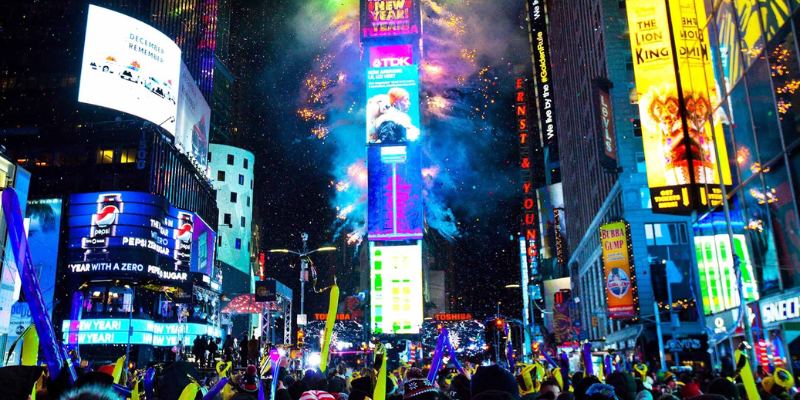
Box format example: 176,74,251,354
760,293,800,325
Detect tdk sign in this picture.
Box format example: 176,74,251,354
372,57,411,68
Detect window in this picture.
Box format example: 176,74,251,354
120,148,136,164
217,170,225,181
223,213,231,225
247,196,251,207
241,216,246,227
96,149,114,164
227,154,234,165
230,192,237,203
640,187,651,209
635,152,646,173
235,238,242,249
244,158,249,169
208,152,212,161
239,174,244,185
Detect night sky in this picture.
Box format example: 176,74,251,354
232,0,531,319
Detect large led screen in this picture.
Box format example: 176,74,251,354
66,192,196,282
695,234,759,315
62,318,221,346
366,65,421,144
78,5,181,134
626,0,732,214
370,242,423,334
361,0,420,39
367,145,423,241
176,62,210,171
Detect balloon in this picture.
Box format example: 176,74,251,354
203,377,229,400
320,285,339,373
442,331,464,374
270,350,281,400
179,382,201,400
131,377,140,400
21,325,39,366
374,345,387,400
603,355,612,378
144,367,156,399
581,342,593,376
427,330,447,383
2,188,75,383
112,355,126,384
735,348,759,400
113,383,132,397
559,352,570,391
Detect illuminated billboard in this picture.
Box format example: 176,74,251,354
62,318,221,346
369,45,414,68
695,234,759,315
626,0,732,214
367,145,423,241
66,192,197,282
366,65,421,144
175,62,210,171
370,242,423,334
191,213,215,276
361,0,420,39
600,221,638,319
78,5,181,134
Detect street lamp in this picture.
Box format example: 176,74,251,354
268,233,336,325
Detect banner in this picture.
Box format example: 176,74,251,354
361,0,420,39
600,221,638,319
626,0,732,214
592,79,617,171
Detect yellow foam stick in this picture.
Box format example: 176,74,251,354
374,345,387,400
735,349,759,400
552,367,563,391
131,377,140,400
319,284,340,373
633,363,647,381
112,355,126,384
21,325,39,366
179,382,201,400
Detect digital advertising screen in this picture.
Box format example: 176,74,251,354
370,242,423,335
361,0,420,39
599,221,638,319
695,234,759,315
78,5,181,134
367,145,423,241
626,0,731,214
369,44,414,68
66,192,197,282
62,318,221,346
176,62,210,171
366,65,421,144
190,213,215,276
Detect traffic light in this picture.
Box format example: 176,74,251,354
297,329,305,347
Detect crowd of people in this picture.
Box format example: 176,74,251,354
4,340,800,399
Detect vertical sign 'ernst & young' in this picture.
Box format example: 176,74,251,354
600,221,638,319
516,78,539,277
626,0,732,213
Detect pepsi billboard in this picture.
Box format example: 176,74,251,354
367,145,423,241
66,192,198,282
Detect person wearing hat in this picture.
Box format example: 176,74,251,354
760,367,794,400
471,365,520,400
404,378,440,400
240,365,260,393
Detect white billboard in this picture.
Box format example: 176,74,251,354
369,242,423,334
78,5,181,134
176,62,210,171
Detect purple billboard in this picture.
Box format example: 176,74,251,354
368,145,423,241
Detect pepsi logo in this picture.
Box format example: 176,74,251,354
94,205,119,227
606,267,631,298
177,222,193,242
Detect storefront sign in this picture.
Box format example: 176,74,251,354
433,313,473,321
761,293,800,326
62,318,221,346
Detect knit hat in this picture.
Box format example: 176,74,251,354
243,365,259,392
471,365,519,399
585,383,619,400
404,379,437,400
679,382,702,398
773,368,794,391
301,390,337,400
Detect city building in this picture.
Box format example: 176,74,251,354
548,0,705,366
209,144,254,275
0,4,222,365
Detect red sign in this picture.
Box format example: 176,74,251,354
313,313,351,321
516,78,539,271
433,313,473,321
